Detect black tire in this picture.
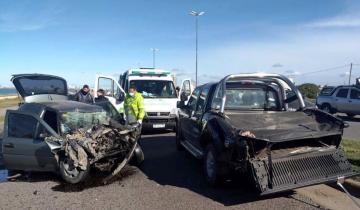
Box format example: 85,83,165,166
347,113,356,118
321,104,335,114
59,156,90,184
203,144,220,186
130,144,145,166
176,123,184,151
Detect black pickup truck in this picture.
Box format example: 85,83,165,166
176,73,356,195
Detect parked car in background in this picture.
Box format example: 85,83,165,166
176,73,356,195
316,85,360,117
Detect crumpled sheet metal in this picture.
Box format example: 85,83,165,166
46,124,136,172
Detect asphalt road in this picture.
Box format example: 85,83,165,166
0,133,320,210
337,114,360,140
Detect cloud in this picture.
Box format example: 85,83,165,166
305,17,360,28
272,63,284,68
0,2,63,32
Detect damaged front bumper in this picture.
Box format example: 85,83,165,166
250,146,357,195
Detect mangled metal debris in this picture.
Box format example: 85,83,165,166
46,122,141,184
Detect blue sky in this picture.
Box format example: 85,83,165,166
1,0,360,87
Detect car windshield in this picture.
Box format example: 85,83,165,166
225,88,279,110
129,80,177,98
60,111,108,135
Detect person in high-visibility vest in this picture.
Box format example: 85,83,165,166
124,85,145,125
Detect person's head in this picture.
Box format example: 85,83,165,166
176,86,180,91
129,85,137,96
82,85,90,93
97,89,105,96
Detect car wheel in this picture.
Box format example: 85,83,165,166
130,144,145,166
176,124,184,151
204,144,220,186
321,104,335,114
347,113,356,118
59,156,90,184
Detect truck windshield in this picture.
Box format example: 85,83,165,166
60,111,108,134
225,88,279,110
129,80,177,98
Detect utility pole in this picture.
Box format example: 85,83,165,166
150,48,159,68
349,63,353,85
190,11,205,86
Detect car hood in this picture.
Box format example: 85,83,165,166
143,98,178,113
225,109,344,142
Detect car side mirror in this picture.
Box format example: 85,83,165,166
177,101,186,109
39,132,50,139
116,92,125,103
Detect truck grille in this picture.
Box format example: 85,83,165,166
251,148,356,195
146,112,170,117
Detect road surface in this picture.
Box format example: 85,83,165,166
0,133,320,209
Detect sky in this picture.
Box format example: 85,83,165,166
1,0,360,87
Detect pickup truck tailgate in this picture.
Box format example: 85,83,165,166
250,148,357,195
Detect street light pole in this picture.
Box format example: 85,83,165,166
150,48,159,68
348,63,353,85
190,11,205,86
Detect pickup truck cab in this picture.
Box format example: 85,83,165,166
176,73,356,195
316,85,360,117
95,68,192,130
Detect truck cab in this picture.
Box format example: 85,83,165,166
95,68,192,130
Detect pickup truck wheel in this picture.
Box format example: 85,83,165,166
204,144,220,186
321,104,335,114
176,125,184,151
59,156,90,184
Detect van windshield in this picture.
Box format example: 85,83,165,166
129,80,177,98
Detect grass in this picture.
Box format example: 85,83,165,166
342,139,360,181
0,97,20,109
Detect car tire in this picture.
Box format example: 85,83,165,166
347,113,356,118
130,144,145,166
176,124,184,151
321,104,335,114
59,156,90,184
204,144,220,186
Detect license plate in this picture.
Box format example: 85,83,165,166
153,124,165,128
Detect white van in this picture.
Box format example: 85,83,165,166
95,68,192,130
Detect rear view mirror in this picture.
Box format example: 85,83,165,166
116,92,125,104
177,101,186,109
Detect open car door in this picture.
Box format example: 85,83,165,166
95,75,126,113
178,79,193,105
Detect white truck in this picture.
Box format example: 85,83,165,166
94,68,193,130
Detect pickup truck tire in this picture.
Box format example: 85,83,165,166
176,125,184,151
204,144,221,186
59,156,90,184
321,104,335,114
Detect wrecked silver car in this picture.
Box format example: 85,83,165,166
2,74,143,183
176,73,357,195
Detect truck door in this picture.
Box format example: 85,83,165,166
179,79,193,104
95,75,126,113
349,88,360,115
334,88,350,112
2,111,57,171
181,87,201,142
190,85,211,148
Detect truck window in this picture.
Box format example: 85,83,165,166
8,113,38,139
129,80,177,98
350,89,360,100
188,87,201,111
336,88,349,98
196,86,210,113
98,77,114,97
